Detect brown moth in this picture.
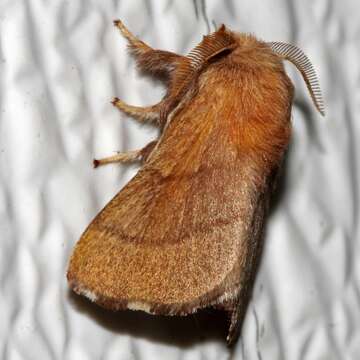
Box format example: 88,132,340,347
67,20,324,345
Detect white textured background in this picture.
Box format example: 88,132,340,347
1,0,359,359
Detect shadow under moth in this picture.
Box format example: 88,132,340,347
67,20,324,345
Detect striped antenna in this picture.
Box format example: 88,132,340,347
268,42,325,116
187,25,236,69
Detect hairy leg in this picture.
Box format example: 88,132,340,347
93,141,158,168
114,19,183,78
111,97,160,124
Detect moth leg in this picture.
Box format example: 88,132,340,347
93,140,157,168
114,19,183,78
226,302,245,346
211,287,248,346
111,97,160,124
93,150,140,168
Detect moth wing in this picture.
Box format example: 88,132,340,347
67,85,268,319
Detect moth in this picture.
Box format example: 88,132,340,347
67,20,324,345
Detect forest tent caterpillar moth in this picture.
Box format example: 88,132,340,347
67,20,324,345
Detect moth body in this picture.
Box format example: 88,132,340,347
67,20,324,345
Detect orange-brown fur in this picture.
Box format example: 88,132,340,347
68,22,294,345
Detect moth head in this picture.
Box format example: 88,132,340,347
267,42,325,116
188,25,325,117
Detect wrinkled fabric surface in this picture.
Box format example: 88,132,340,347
1,0,359,359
